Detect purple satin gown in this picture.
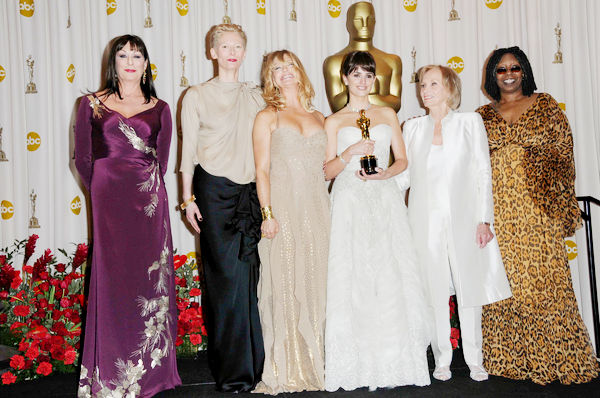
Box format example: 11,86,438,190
74,94,181,397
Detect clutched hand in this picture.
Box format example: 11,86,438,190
261,218,279,239
355,167,389,181
476,223,494,248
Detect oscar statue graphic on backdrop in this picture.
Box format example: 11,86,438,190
0,127,7,161
410,47,417,83
448,0,460,21
553,23,563,64
180,51,189,88
323,1,402,113
144,0,153,28
29,189,40,228
26,55,37,94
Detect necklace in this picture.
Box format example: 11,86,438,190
347,102,371,113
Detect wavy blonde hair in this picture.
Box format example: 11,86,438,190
208,24,247,49
261,50,315,112
417,65,462,110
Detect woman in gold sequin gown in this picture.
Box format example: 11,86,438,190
251,50,330,394
476,46,598,385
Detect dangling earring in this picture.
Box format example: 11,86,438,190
142,70,147,85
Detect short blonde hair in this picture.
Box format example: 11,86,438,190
261,50,315,112
417,65,462,110
208,24,247,49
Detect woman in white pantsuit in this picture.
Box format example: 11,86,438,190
402,65,512,382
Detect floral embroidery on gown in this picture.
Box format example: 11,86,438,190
74,95,181,397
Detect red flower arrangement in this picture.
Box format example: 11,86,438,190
449,295,461,350
173,254,208,355
0,236,87,383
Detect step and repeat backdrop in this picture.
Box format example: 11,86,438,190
1,0,600,345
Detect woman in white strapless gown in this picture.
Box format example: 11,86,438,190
323,51,431,392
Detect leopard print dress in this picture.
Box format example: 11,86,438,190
476,93,598,385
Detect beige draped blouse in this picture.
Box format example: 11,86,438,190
180,77,265,184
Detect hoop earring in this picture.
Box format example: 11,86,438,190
142,71,147,85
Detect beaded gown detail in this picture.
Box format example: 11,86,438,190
325,124,431,391
254,126,330,394
75,95,181,397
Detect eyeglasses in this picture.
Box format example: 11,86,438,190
496,65,522,74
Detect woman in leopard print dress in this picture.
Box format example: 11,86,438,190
476,46,598,385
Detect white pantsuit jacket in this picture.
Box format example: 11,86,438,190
400,111,512,308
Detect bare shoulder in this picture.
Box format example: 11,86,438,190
324,111,344,131
255,106,277,124
312,110,326,123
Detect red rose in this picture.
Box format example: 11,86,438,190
189,288,201,297
64,348,77,365
10,355,25,370
25,345,40,360
193,275,200,282
27,325,50,340
18,339,29,352
13,305,31,317
50,335,64,346
10,274,22,289
10,321,26,333
36,361,52,376
38,298,48,309
201,325,207,335
1,371,17,385
55,263,66,273
50,346,66,361
39,281,50,292
189,334,203,345
0,313,7,324
175,337,183,347
0,291,8,300
23,265,33,274
40,339,52,352
173,255,187,270
60,297,70,308
451,338,458,349
450,327,461,340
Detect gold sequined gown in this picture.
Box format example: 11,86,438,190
254,126,330,394
476,93,598,384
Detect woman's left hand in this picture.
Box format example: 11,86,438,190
476,223,494,248
355,167,389,181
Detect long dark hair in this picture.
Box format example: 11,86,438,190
341,51,376,77
483,46,537,102
99,35,156,103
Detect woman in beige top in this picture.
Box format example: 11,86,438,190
179,23,265,393
252,50,329,394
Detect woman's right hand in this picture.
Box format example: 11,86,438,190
185,201,202,234
261,218,280,239
345,139,375,157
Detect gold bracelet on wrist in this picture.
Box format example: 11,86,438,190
261,205,274,221
180,195,196,210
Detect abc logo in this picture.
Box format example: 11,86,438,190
106,0,117,15
70,196,82,215
19,0,35,17
151,64,157,81
559,102,566,111
27,132,41,151
565,240,578,261
328,0,341,18
485,0,503,9
176,0,189,16
1,200,14,220
66,64,75,83
0,65,5,83
187,251,198,270
447,56,465,74
403,0,418,12
256,0,266,15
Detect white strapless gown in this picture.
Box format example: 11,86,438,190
325,124,431,391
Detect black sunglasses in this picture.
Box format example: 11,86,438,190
496,65,522,74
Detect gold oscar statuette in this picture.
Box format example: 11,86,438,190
289,0,297,21
553,23,563,64
222,0,231,24
180,51,189,88
410,47,417,83
0,128,7,161
144,0,153,28
26,55,37,94
357,110,378,175
448,0,460,21
29,190,40,229
66,0,72,28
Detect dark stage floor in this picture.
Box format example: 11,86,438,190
1,349,599,398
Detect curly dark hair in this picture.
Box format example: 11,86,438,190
483,46,537,102
341,51,376,77
99,35,156,103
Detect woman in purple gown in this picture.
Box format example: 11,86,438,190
74,35,181,397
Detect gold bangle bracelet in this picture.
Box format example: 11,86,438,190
261,205,274,221
180,195,196,210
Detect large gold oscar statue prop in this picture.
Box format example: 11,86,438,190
323,1,402,113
